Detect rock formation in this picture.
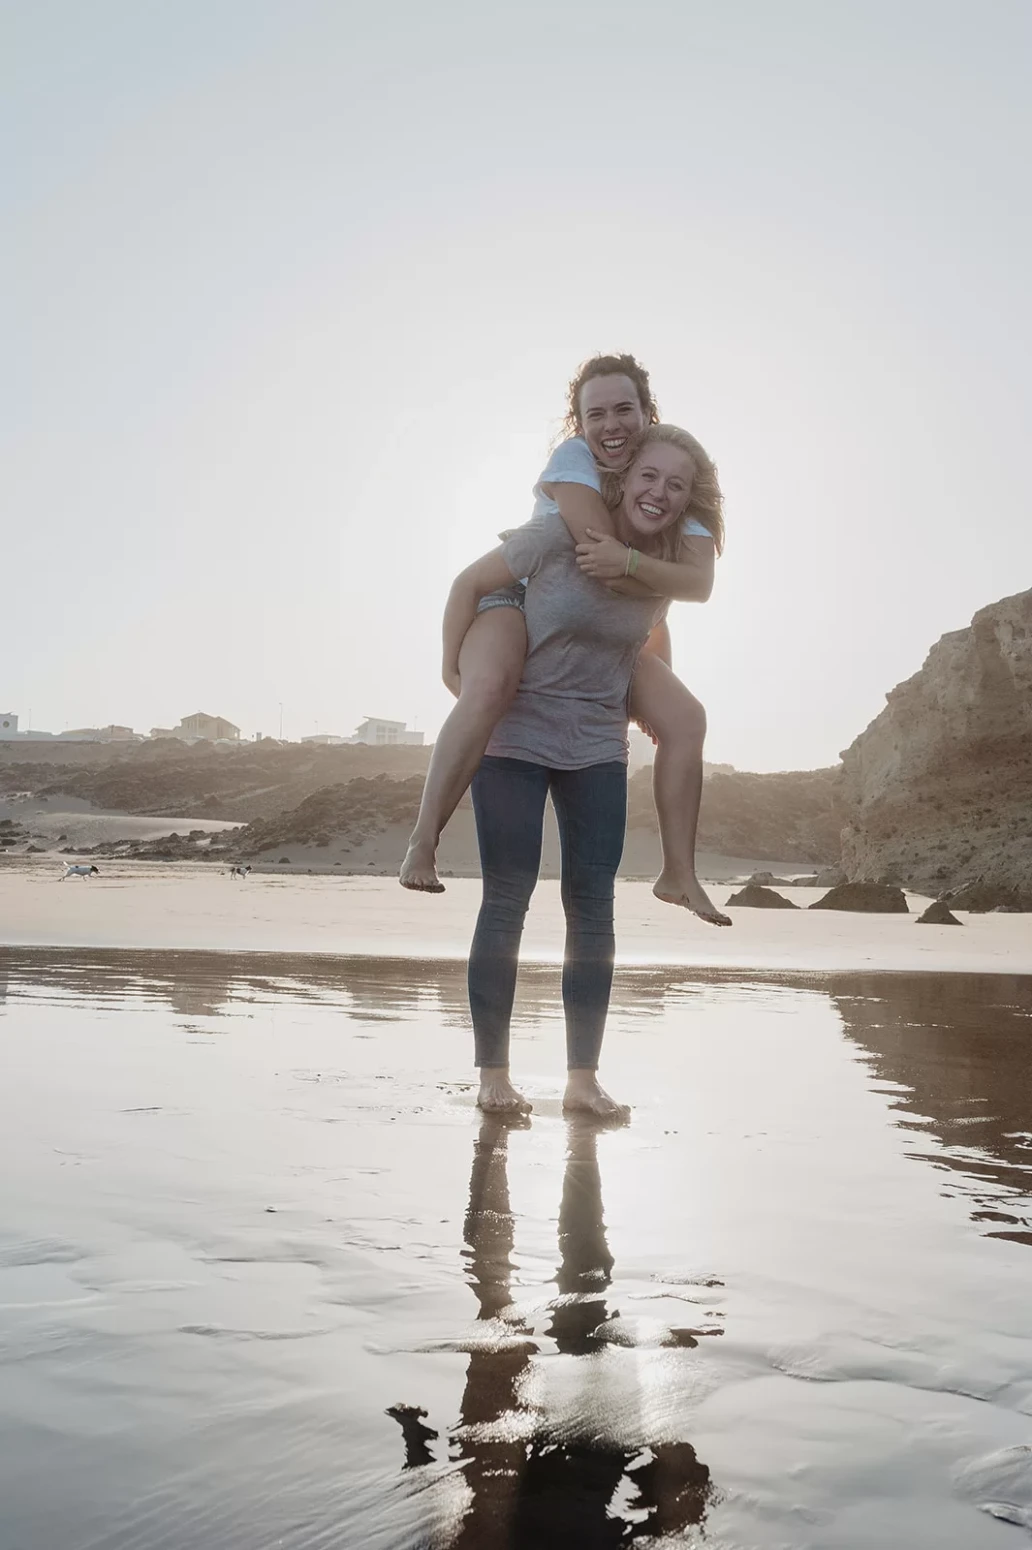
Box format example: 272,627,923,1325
916,900,961,925
725,884,797,909
810,882,909,913
840,588,1032,902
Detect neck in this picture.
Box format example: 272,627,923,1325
615,512,664,553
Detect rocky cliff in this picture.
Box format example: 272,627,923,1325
840,588,1032,899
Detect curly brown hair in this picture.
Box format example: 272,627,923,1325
561,353,660,441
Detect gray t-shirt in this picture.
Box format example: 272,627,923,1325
485,511,668,769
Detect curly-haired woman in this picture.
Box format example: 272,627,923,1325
401,354,728,927
447,424,720,1117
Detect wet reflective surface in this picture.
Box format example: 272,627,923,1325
1,948,1031,1547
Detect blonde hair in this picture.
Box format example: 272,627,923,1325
602,423,725,560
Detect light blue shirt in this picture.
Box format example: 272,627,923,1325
534,436,714,539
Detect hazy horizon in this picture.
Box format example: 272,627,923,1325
5,1,1030,770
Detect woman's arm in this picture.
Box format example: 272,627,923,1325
540,481,617,546
577,532,715,602
442,549,519,693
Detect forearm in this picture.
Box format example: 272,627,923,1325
642,553,708,601
629,551,713,602
548,483,617,545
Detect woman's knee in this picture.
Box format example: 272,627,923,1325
459,612,526,714
644,689,707,750
460,661,521,716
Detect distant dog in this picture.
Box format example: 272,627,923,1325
228,864,252,880
61,864,99,880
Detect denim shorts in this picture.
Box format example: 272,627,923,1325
476,581,526,615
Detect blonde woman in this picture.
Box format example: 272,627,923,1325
450,425,712,1117
401,355,728,927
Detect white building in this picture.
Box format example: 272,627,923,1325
350,717,424,747
301,733,348,746
0,713,17,738
59,725,138,742
150,713,240,743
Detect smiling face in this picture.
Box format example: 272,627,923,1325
618,442,696,543
577,373,649,468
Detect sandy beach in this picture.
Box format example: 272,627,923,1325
2,868,1032,1548
2,859,1030,974
1,942,1031,1548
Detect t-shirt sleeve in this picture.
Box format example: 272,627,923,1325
682,517,714,539
534,437,602,498
500,511,570,580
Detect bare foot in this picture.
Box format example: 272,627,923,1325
399,840,445,894
477,1070,532,1114
653,871,732,927
562,1071,630,1123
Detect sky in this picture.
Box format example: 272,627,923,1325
4,0,1030,769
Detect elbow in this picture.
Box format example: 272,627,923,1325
450,566,482,607
673,579,712,603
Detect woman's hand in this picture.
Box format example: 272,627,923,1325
575,528,631,582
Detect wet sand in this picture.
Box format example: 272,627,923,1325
2,865,1031,973
2,947,1032,1547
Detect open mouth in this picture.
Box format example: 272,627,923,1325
601,437,628,456
638,500,665,522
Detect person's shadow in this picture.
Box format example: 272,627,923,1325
388,1115,712,1547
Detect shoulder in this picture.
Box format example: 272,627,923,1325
501,510,572,577
537,436,601,491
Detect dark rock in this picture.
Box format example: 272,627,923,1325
279,856,291,864
810,882,909,913
943,883,1032,913
815,867,847,888
917,900,962,925
726,884,798,909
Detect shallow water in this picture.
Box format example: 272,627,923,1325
1,948,1031,1548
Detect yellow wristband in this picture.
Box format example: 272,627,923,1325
628,548,640,577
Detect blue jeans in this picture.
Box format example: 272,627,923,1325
468,756,627,1070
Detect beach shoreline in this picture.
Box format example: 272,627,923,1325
2,862,1030,975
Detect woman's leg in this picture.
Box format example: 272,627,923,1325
468,755,549,1112
549,761,630,1121
401,605,528,892
629,653,732,927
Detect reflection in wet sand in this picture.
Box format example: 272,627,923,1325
390,1116,712,1546
832,972,1032,1243
3,947,1032,1547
